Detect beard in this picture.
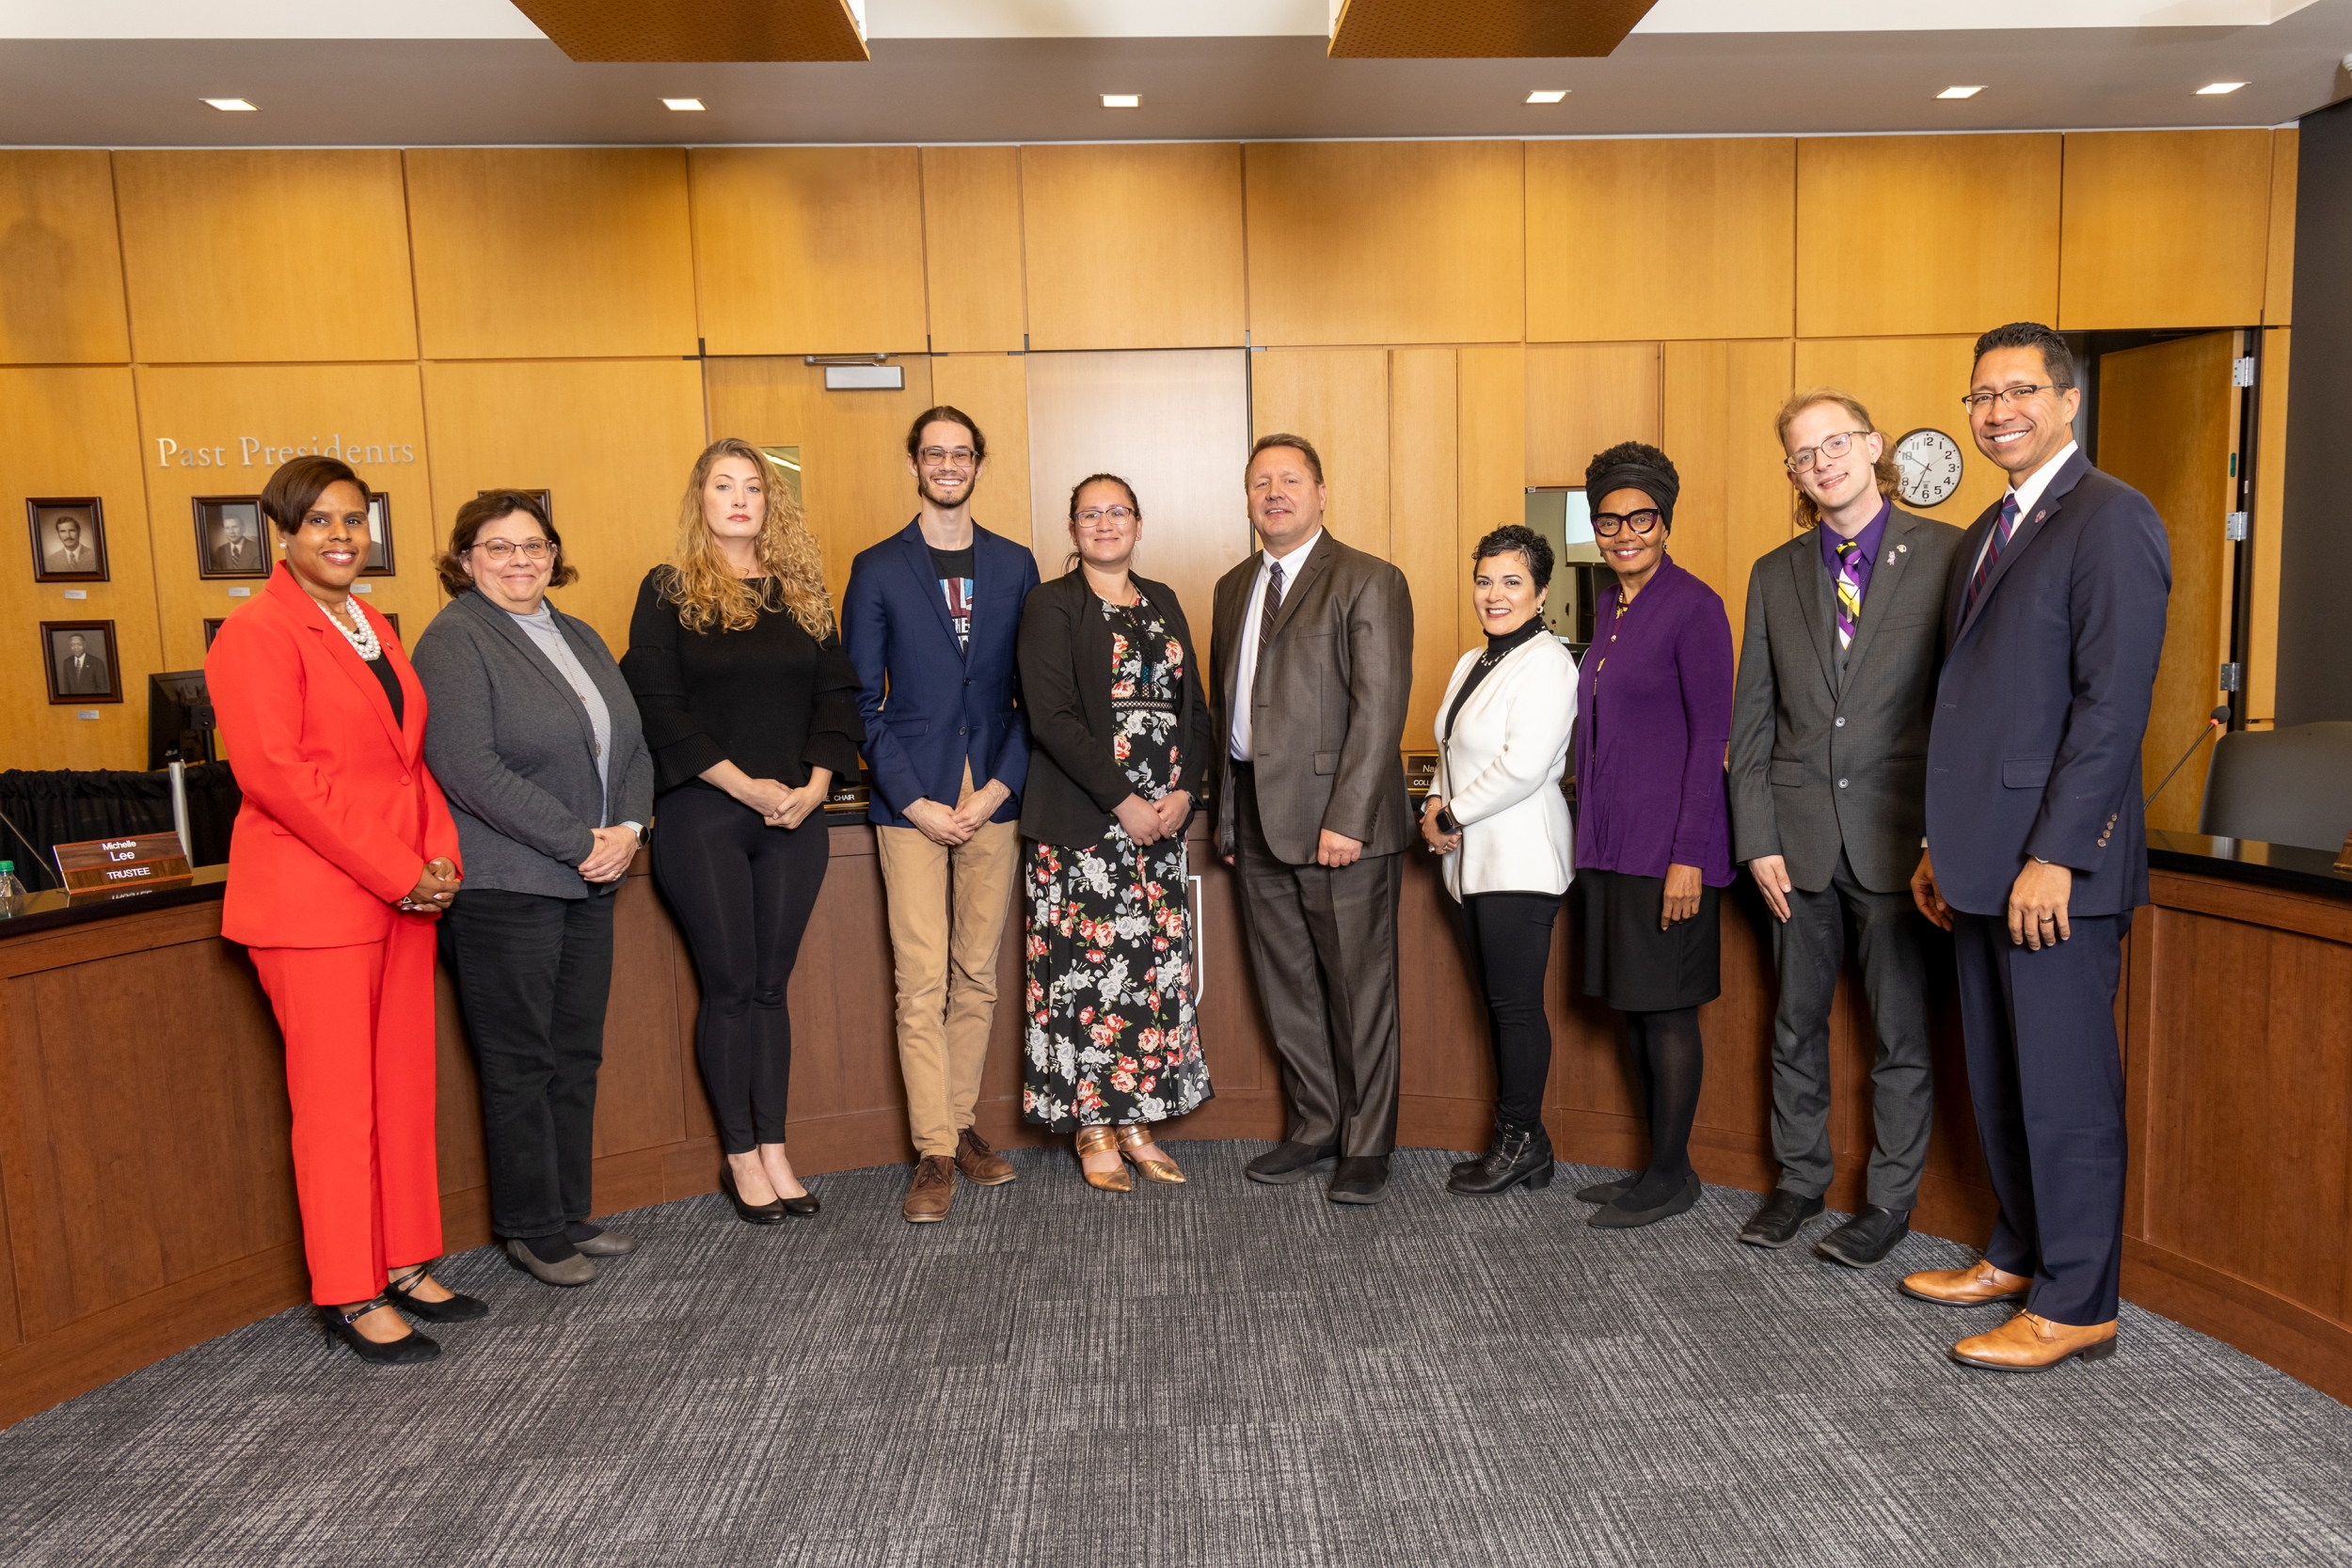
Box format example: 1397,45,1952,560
915,469,971,510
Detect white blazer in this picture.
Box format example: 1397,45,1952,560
1431,633,1580,900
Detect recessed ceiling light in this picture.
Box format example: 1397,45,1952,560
202,98,258,112
663,97,705,111
2197,81,2246,94
1526,89,1568,103
1937,86,1984,99
1102,93,1141,108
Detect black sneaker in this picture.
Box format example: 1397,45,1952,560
1816,1205,1911,1268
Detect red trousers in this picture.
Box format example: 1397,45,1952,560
250,918,443,1306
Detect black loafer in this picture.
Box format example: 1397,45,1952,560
1573,1174,1636,1204
1327,1155,1391,1205
1817,1205,1912,1268
1246,1141,1338,1185
1589,1170,1702,1229
386,1261,490,1323
1738,1189,1826,1249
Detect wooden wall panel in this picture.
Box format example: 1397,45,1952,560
920,148,1025,353
405,149,697,360
0,152,130,365
420,359,708,654
2265,128,2298,328
2059,131,2275,331
1457,344,1526,662
2248,328,2289,727
1248,347,1391,557
135,364,435,674
1660,339,1794,652
1790,337,2005,528
690,148,929,356
1390,348,1459,749
1527,139,1792,343
928,353,1034,577
1247,142,1523,347
1020,145,1246,352
1526,341,1661,487
0,368,160,771
702,355,937,613
112,151,417,364
1796,135,2059,340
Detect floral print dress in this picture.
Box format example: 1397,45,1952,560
1021,593,1213,1132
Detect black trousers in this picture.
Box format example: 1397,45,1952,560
651,786,829,1155
438,888,616,1240
1454,890,1562,1129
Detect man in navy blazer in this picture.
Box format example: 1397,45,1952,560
1905,323,2171,1372
843,406,1040,1224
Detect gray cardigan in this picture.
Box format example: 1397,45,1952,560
412,590,655,899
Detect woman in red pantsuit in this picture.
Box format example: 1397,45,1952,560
207,455,485,1365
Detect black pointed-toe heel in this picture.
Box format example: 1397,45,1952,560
321,1294,440,1365
721,1166,787,1226
778,1190,820,1216
386,1260,490,1323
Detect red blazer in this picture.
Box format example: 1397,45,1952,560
206,566,460,948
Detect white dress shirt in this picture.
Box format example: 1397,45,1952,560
1973,439,2078,578
1226,528,1324,761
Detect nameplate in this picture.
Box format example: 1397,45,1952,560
53,832,193,895
1404,752,1438,797
824,780,873,816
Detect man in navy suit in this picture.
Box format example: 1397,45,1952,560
1905,322,2170,1371
844,407,1040,1224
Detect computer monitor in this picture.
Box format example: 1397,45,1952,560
147,670,216,768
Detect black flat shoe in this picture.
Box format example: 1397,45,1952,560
320,1294,440,1365
385,1261,490,1323
1246,1141,1338,1185
1589,1170,1703,1229
722,1166,788,1225
1738,1189,1826,1249
1574,1174,1635,1204
1447,1123,1556,1196
1327,1155,1391,1205
1817,1205,1912,1268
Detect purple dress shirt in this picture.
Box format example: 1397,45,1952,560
1571,552,1735,886
1819,496,1891,610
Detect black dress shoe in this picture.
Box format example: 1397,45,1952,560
1573,1174,1636,1204
1816,1205,1911,1268
320,1295,440,1365
1246,1141,1338,1185
778,1191,820,1217
1738,1189,1826,1249
1447,1123,1556,1196
1327,1155,1391,1205
721,1166,787,1225
385,1261,490,1323
1589,1170,1702,1228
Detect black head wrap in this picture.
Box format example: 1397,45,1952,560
1583,441,1680,528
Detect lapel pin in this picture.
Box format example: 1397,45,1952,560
1896,544,1907,554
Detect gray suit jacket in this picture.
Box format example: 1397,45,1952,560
1208,531,1414,864
412,590,655,899
1728,506,1963,894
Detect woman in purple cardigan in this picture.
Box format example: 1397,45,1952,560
1569,442,1736,1229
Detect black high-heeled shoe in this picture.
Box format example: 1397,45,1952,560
1446,1123,1556,1196
721,1165,788,1225
386,1260,490,1323
777,1188,820,1217
320,1294,440,1365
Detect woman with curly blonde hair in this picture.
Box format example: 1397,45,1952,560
621,437,863,1224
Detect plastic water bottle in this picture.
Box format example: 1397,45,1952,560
0,862,24,918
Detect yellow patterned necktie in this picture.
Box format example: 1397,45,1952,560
1834,539,1862,651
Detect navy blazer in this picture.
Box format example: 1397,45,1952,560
1925,452,2171,918
842,518,1039,829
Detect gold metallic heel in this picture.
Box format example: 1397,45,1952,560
1074,1126,1132,1192
1116,1123,1185,1184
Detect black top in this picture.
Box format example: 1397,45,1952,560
930,544,976,653
363,653,405,730
620,570,866,797
1442,619,1545,741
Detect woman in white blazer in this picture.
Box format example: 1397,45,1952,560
1420,524,1580,1196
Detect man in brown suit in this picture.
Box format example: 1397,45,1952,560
1211,434,1414,1203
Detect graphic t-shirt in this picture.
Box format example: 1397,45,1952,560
930,545,976,654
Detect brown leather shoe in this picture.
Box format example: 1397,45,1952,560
955,1126,1017,1186
902,1155,956,1223
1899,1259,2031,1307
1949,1311,2118,1372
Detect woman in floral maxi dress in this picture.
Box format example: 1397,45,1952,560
1013,475,1214,1190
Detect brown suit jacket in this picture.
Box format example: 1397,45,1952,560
1209,531,1414,864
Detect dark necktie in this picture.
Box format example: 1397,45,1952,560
1964,496,2020,616
1256,560,1284,673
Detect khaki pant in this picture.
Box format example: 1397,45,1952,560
876,769,1021,1157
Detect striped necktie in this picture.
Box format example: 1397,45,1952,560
1833,539,1863,651
1964,495,2021,616
1256,560,1285,672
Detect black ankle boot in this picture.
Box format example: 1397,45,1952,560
1447,1121,1555,1195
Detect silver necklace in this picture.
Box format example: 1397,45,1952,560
321,595,382,660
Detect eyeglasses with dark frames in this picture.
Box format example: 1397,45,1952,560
1591,509,1664,538
1961,383,2070,413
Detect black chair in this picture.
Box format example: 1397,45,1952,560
2196,721,2352,852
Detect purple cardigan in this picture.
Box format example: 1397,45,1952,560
1571,553,1735,886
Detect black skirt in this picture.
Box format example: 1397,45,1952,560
1575,866,1722,1013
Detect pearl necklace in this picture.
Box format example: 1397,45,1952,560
322,595,382,661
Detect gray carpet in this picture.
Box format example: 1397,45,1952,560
5,1144,2350,1567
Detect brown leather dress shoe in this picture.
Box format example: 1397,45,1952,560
955,1126,1017,1186
903,1155,957,1223
1949,1311,2118,1372
1899,1258,2031,1307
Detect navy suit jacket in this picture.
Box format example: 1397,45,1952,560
842,518,1039,830
1925,451,2171,918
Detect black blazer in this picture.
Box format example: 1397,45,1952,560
1016,569,1213,849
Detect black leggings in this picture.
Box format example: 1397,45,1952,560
650,786,829,1154
1456,891,1562,1129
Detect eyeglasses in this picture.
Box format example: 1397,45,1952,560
471,538,551,562
917,446,977,468
1785,430,1868,474
1074,506,1136,526
1961,383,2069,413
1591,510,1663,537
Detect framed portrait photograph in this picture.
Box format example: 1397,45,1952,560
28,498,108,583
194,497,270,579
202,616,227,649
42,620,121,705
362,493,395,577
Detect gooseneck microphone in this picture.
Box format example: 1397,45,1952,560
2144,705,2233,811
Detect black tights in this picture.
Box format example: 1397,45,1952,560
1623,1006,1704,1208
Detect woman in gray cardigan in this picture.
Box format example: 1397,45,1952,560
412,491,655,1288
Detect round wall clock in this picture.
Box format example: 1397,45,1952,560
1894,427,1964,508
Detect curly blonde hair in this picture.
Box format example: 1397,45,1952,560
1776,388,1902,531
660,437,833,637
